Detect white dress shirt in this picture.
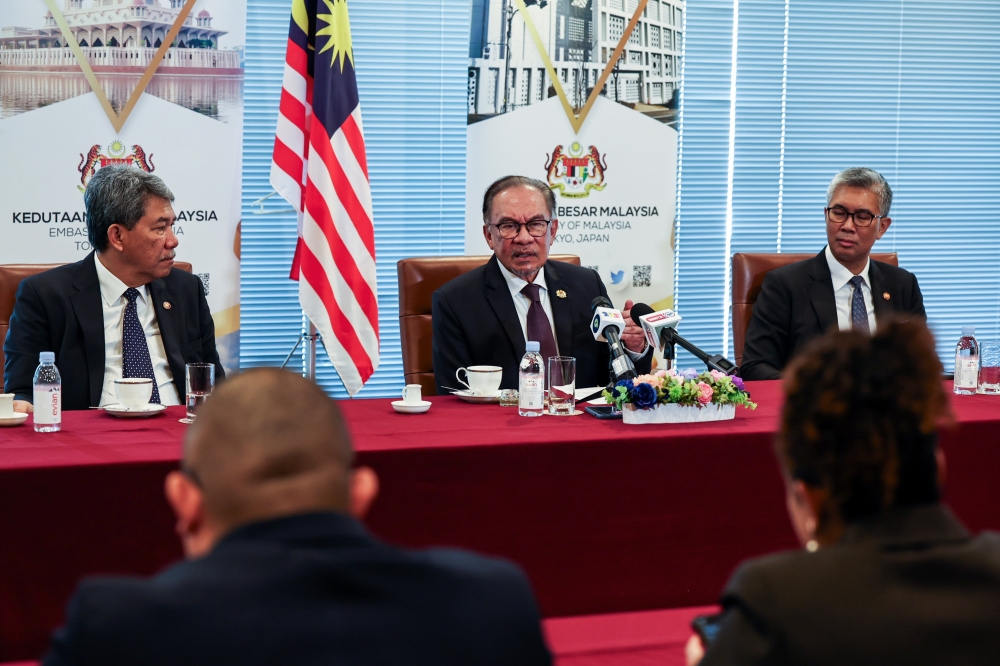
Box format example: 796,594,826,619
495,261,647,359
825,245,876,333
94,256,180,407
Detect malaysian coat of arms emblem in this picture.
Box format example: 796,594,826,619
77,141,155,192
545,141,607,198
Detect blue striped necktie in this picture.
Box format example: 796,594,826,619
849,275,870,334
122,287,161,404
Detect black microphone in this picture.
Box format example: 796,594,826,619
590,296,638,383
630,302,740,376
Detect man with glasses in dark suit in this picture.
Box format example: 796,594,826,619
740,167,925,380
432,175,652,394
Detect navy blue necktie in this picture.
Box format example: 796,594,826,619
122,287,161,404
849,275,870,334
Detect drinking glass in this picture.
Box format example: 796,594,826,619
180,363,215,424
979,341,1000,395
546,356,576,415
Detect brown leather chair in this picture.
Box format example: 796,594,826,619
0,261,192,372
398,254,581,395
731,252,898,367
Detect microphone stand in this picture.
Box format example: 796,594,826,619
659,329,739,375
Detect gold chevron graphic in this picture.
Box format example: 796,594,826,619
43,0,199,132
514,0,649,133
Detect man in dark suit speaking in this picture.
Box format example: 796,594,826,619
44,369,552,666
4,165,222,411
740,167,925,381
432,175,651,393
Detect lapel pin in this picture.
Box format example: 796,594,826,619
163,301,172,310
883,292,890,301
556,289,567,299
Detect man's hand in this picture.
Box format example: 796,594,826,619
685,634,705,666
621,299,648,353
13,400,33,414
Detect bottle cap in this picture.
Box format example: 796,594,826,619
525,341,540,352
962,326,975,336
39,351,55,364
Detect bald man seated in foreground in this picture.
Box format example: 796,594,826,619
44,369,552,666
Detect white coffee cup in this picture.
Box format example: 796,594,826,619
0,393,14,417
402,384,423,405
456,365,503,396
114,378,153,410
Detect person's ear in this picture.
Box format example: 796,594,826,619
936,446,947,491
482,224,495,252
349,466,379,519
165,470,211,558
876,216,891,239
105,224,127,253
549,217,559,241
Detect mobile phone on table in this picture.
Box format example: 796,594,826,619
584,405,622,419
691,613,722,646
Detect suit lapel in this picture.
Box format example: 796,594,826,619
806,250,839,334
545,261,573,357
149,279,187,397
869,261,892,324
70,253,107,406
484,256,528,359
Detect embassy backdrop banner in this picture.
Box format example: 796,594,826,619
0,0,244,374
465,0,683,314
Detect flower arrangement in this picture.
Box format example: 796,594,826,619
602,369,757,412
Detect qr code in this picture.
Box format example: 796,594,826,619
633,265,651,287
197,273,210,296
585,265,599,272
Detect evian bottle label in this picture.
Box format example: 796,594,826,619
33,387,61,425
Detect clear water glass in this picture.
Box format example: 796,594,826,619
547,356,576,415
180,363,215,424
979,341,1000,395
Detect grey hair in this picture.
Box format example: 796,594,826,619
826,167,893,217
482,175,556,223
85,165,175,252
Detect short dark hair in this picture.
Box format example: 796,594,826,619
827,167,893,216
778,317,950,523
85,165,175,252
482,175,556,223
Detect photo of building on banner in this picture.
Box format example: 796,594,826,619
0,0,245,375
465,0,682,317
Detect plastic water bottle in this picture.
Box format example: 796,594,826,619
33,351,62,432
954,326,979,396
519,340,545,417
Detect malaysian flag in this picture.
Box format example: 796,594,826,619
270,0,379,395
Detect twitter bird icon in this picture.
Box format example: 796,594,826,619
610,270,625,285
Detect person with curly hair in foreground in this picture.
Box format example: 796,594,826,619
689,317,1000,665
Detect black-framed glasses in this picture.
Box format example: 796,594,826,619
489,219,552,239
825,206,883,228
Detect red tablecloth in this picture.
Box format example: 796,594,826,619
2,383,999,661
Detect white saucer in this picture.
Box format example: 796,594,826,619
544,409,586,416
0,412,29,427
452,390,501,404
103,403,167,418
392,400,431,414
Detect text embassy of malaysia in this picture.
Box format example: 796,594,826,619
11,210,219,224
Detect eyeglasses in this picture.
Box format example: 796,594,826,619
825,206,883,228
489,219,552,239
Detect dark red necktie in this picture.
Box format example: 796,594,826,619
521,283,558,362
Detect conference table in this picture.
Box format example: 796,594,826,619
1,380,998,663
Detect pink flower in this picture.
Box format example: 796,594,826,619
710,369,726,381
697,381,713,404
666,367,678,377
655,370,668,378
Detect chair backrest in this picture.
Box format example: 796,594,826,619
397,254,581,395
731,252,898,367
0,261,191,372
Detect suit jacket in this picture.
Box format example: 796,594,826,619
740,250,925,380
701,503,1000,666
432,256,651,393
3,252,223,409
43,512,552,666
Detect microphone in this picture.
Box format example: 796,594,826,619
630,303,740,376
590,296,638,383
